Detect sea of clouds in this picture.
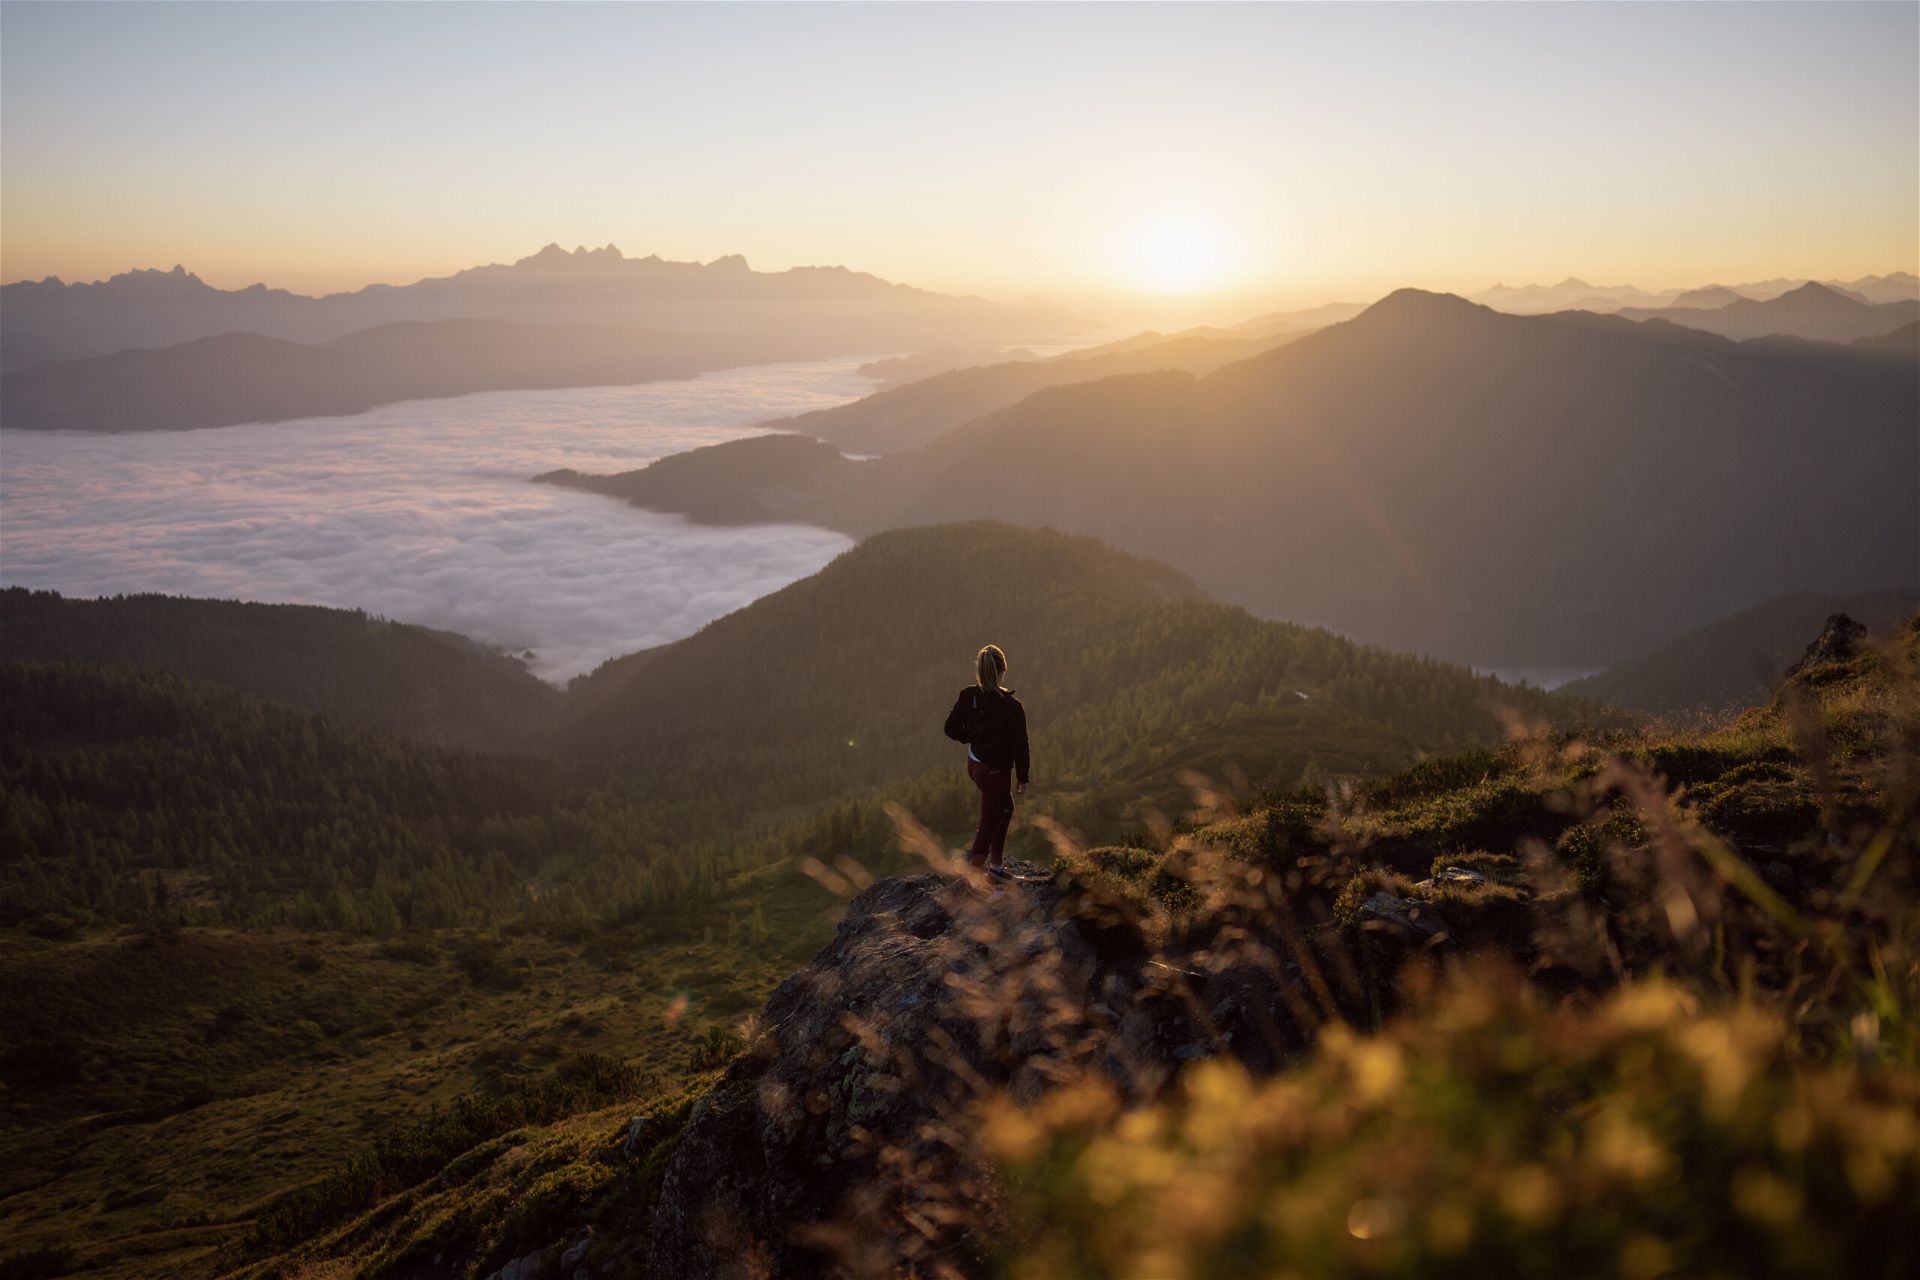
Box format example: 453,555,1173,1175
0,358,875,681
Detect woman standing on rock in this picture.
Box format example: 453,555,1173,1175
943,644,1030,885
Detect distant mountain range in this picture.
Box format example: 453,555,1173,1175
0,320,817,435
1466,272,1920,316
0,319,818,432
0,243,1086,374
1610,281,1919,344
547,289,1919,668
764,328,1300,455
1470,278,1675,313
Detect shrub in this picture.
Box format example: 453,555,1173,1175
493,1161,613,1263
687,1024,742,1074
244,1053,642,1255
1554,809,1647,893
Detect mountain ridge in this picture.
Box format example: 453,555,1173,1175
0,318,824,432
0,244,1089,374
1610,280,1919,342
547,289,1919,668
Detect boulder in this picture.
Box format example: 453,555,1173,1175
486,1244,561,1280
1358,891,1449,939
640,863,1339,1276
622,1115,653,1161
644,873,1104,1277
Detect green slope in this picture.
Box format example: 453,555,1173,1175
0,588,559,750
555,522,1593,826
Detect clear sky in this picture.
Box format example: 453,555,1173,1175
3,1,1915,323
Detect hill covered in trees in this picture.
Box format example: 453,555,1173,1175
0,588,558,749
559,291,1919,669
2,525,1595,944
552,523,1593,827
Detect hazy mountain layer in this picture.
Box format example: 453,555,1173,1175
559,290,1919,667
1467,271,1920,315
765,329,1294,454
0,244,1086,373
0,319,812,432
1854,320,1920,356
1611,281,1919,343
1558,588,1920,715
538,433,863,524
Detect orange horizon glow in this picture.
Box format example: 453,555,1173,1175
2,3,1914,328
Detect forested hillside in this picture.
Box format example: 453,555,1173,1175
0,663,562,932
556,523,1592,825
0,588,558,749
2,525,1597,940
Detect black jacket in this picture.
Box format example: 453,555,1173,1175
943,685,1030,783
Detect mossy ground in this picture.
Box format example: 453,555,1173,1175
0,883,829,1279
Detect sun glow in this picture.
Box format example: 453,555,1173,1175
1115,209,1245,294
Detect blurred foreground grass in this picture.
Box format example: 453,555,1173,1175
991,965,1917,1279
1006,616,1919,1278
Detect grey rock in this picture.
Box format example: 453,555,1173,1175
642,868,1337,1276
1360,891,1449,938
645,873,1099,1278
487,1245,560,1280
1786,613,1867,676
1412,866,1488,894
622,1114,653,1160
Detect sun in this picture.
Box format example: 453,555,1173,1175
1116,209,1242,294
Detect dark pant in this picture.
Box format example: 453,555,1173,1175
966,756,1014,866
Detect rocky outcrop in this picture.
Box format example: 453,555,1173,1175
1786,612,1868,676
644,870,1105,1277
639,854,1356,1277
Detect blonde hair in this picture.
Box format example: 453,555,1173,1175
975,644,1008,692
